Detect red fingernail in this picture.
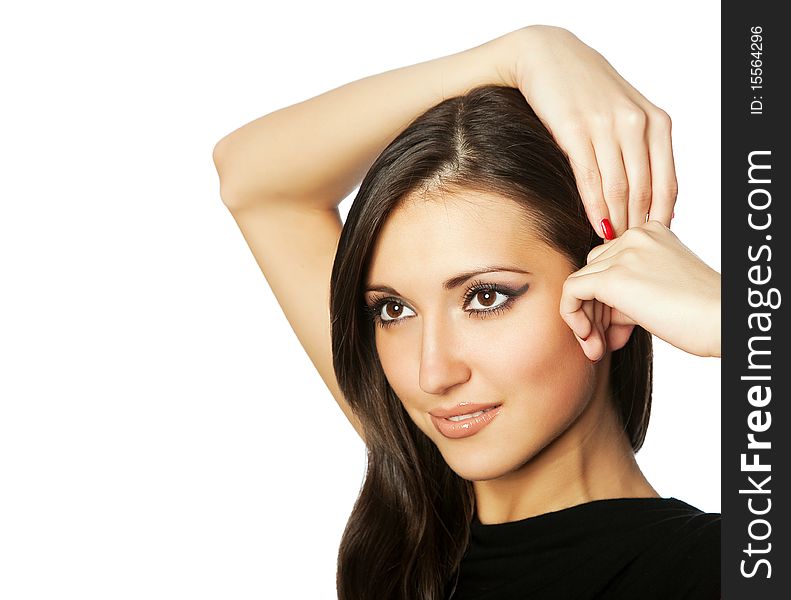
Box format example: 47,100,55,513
600,218,614,241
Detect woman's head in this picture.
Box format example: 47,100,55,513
363,189,603,482
330,85,652,599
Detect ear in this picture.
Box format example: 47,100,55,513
605,323,635,352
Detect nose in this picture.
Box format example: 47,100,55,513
418,315,471,395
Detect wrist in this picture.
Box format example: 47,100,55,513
432,30,518,101
481,28,528,89
469,26,554,91
508,25,576,91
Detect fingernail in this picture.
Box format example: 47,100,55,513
671,211,675,220
600,218,614,241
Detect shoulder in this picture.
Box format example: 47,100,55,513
649,497,720,558
666,499,720,578
617,498,721,598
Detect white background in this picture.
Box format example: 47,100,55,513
0,1,720,598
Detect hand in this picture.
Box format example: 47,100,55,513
560,221,721,360
510,26,678,238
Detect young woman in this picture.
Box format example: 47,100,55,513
213,25,720,599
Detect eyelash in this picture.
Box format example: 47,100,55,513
364,279,522,329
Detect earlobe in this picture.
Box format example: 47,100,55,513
605,324,635,352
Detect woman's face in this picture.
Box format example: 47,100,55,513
363,190,598,482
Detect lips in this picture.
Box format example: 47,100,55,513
429,402,502,419
429,402,503,439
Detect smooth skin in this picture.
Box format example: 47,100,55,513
364,191,658,523
562,221,721,362
511,26,678,235
212,25,696,443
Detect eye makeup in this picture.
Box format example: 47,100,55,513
363,280,530,329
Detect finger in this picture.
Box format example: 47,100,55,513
571,328,599,363
561,273,597,317
582,300,607,362
581,299,596,339
586,238,619,265
567,256,644,328
559,286,594,341
560,270,600,339
569,253,621,281
645,108,678,226
594,297,603,327
619,127,652,229
590,136,628,237
594,299,607,357
561,266,621,322
606,323,635,352
602,303,611,331
601,302,633,353
553,130,610,239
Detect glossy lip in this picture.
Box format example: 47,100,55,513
429,402,502,419
430,404,503,439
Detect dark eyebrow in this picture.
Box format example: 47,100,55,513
364,266,531,295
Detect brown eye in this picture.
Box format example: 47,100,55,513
467,289,508,311
379,301,415,323
476,291,497,307
384,302,403,319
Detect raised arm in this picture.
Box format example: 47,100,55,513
213,29,521,211
212,28,523,441
211,25,676,442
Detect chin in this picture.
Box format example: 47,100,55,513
439,445,537,482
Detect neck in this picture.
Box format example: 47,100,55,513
472,354,659,525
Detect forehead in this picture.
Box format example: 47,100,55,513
366,190,565,283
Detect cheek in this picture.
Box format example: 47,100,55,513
375,335,438,437
374,330,417,402
479,296,595,416
509,313,585,380
375,302,592,411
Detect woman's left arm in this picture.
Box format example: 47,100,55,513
560,221,721,359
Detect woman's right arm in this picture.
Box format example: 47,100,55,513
212,28,523,442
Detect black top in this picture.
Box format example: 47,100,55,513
449,497,720,599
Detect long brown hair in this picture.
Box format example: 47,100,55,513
329,85,652,599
